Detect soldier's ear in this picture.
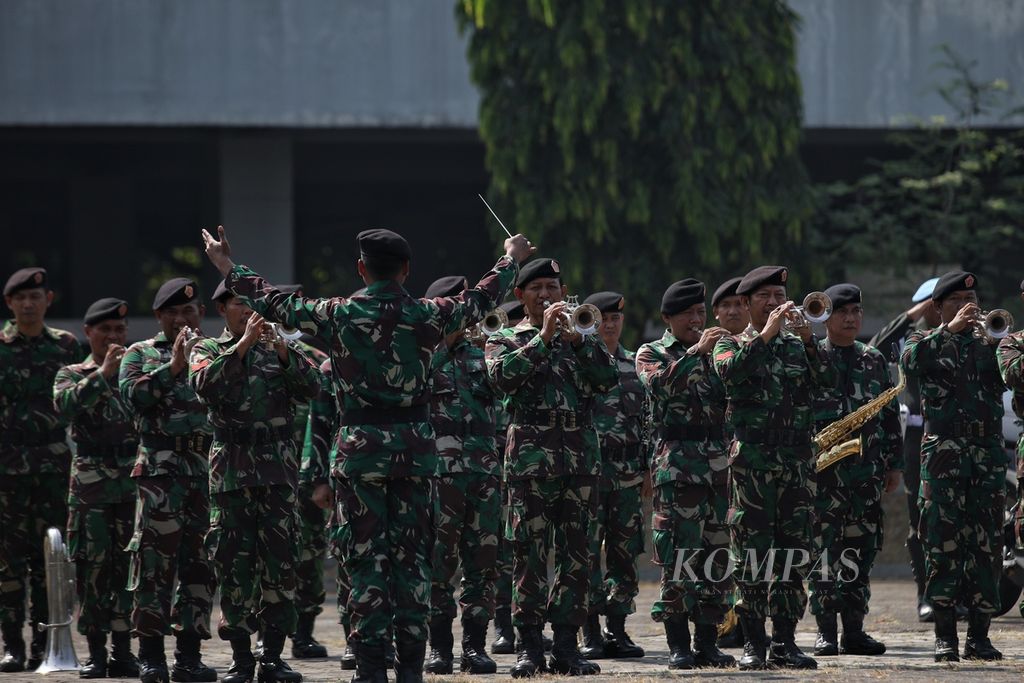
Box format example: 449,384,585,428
514,287,524,302
45,291,54,307
199,304,207,317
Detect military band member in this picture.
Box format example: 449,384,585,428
203,225,531,683
485,258,617,678
711,277,750,336
423,275,501,676
997,279,1024,622
809,284,901,657
0,268,80,673
580,291,646,661
635,280,735,670
712,265,834,670
53,298,139,678
901,270,1006,662
119,278,216,683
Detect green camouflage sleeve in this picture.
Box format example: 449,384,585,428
280,345,322,402
485,332,552,394
875,354,904,471
998,333,1024,419
299,360,337,486
636,344,702,398
188,338,246,405
806,335,836,389
712,332,768,383
900,326,947,377
119,343,175,410
573,335,618,393
54,363,112,418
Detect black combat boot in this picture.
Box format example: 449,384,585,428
290,614,327,659
578,613,606,659
839,609,886,655
339,623,356,671
26,625,46,671
393,638,425,683
932,606,959,662
79,632,108,678
510,625,546,679
663,619,694,670
813,612,838,656
423,617,453,675
963,610,1002,660
737,614,767,671
716,618,744,649
350,643,388,683
603,614,644,658
138,635,169,683
257,628,302,683
222,636,256,683
460,620,497,674
548,624,600,676
769,617,817,669
692,622,734,667
171,632,216,682
490,607,514,655
108,630,140,677
0,622,25,673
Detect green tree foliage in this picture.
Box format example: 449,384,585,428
457,0,811,341
811,46,1024,311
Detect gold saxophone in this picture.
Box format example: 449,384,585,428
814,366,906,473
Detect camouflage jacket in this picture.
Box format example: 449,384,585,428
429,338,498,475
189,328,321,495
998,331,1024,455
226,256,517,479
713,326,836,471
54,356,138,504
300,357,339,487
813,340,903,471
118,332,212,478
593,344,647,477
485,319,617,479
290,339,329,444
901,325,1005,445
0,321,80,475
494,400,511,476
637,330,728,487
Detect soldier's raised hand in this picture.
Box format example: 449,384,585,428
504,234,536,265
695,327,730,354
201,225,235,276
100,344,126,380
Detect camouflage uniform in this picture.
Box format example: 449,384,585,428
589,345,646,619
998,332,1024,563
902,327,1006,612
0,322,79,637
485,320,617,629
713,326,834,619
493,402,514,615
636,331,732,624
53,356,138,636
189,329,321,638
118,332,215,638
809,340,903,616
226,256,517,653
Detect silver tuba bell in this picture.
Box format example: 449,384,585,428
36,527,79,674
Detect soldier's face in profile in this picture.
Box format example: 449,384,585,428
747,286,787,327
666,303,706,346
516,278,565,323
599,311,623,350
5,287,52,325
218,296,253,337
936,290,978,325
825,303,863,346
85,319,128,359
154,302,204,340
714,295,749,335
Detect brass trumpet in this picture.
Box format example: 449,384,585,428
544,296,602,337
782,292,832,331
466,308,510,343
973,308,1014,344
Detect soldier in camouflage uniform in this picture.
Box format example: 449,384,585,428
118,278,216,683
711,277,749,338
808,284,902,658
712,265,835,670
203,225,531,683
0,268,80,673
901,270,1006,662
53,298,140,678
578,291,646,661
997,280,1024,620
636,280,735,670
485,258,617,678
421,276,501,676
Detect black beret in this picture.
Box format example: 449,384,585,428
737,266,788,295
276,283,303,295
516,258,562,288
152,277,198,311
357,229,411,262
584,291,625,314
498,299,525,321
661,279,706,316
4,267,47,296
711,277,743,308
84,298,128,326
824,283,862,310
932,270,977,301
212,280,232,302
425,275,467,299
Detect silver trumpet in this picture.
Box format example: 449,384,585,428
36,527,79,674
544,296,602,337
260,322,303,349
973,308,1014,344
782,292,832,331
466,308,509,343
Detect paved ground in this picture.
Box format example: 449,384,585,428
11,577,1024,682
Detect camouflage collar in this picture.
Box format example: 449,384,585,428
1,320,65,344
81,355,101,369
215,328,235,344
153,331,171,345
366,280,408,298
513,317,540,333
660,329,681,348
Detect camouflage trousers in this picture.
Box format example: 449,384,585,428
729,460,816,619
127,475,214,638
919,435,1005,612
494,478,514,612
329,507,352,629
587,473,644,618
208,485,298,638
651,478,732,624
335,474,435,647
0,473,68,626
903,425,927,593
67,499,135,635
294,483,329,616
431,473,500,623
809,459,883,615
507,475,598,628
